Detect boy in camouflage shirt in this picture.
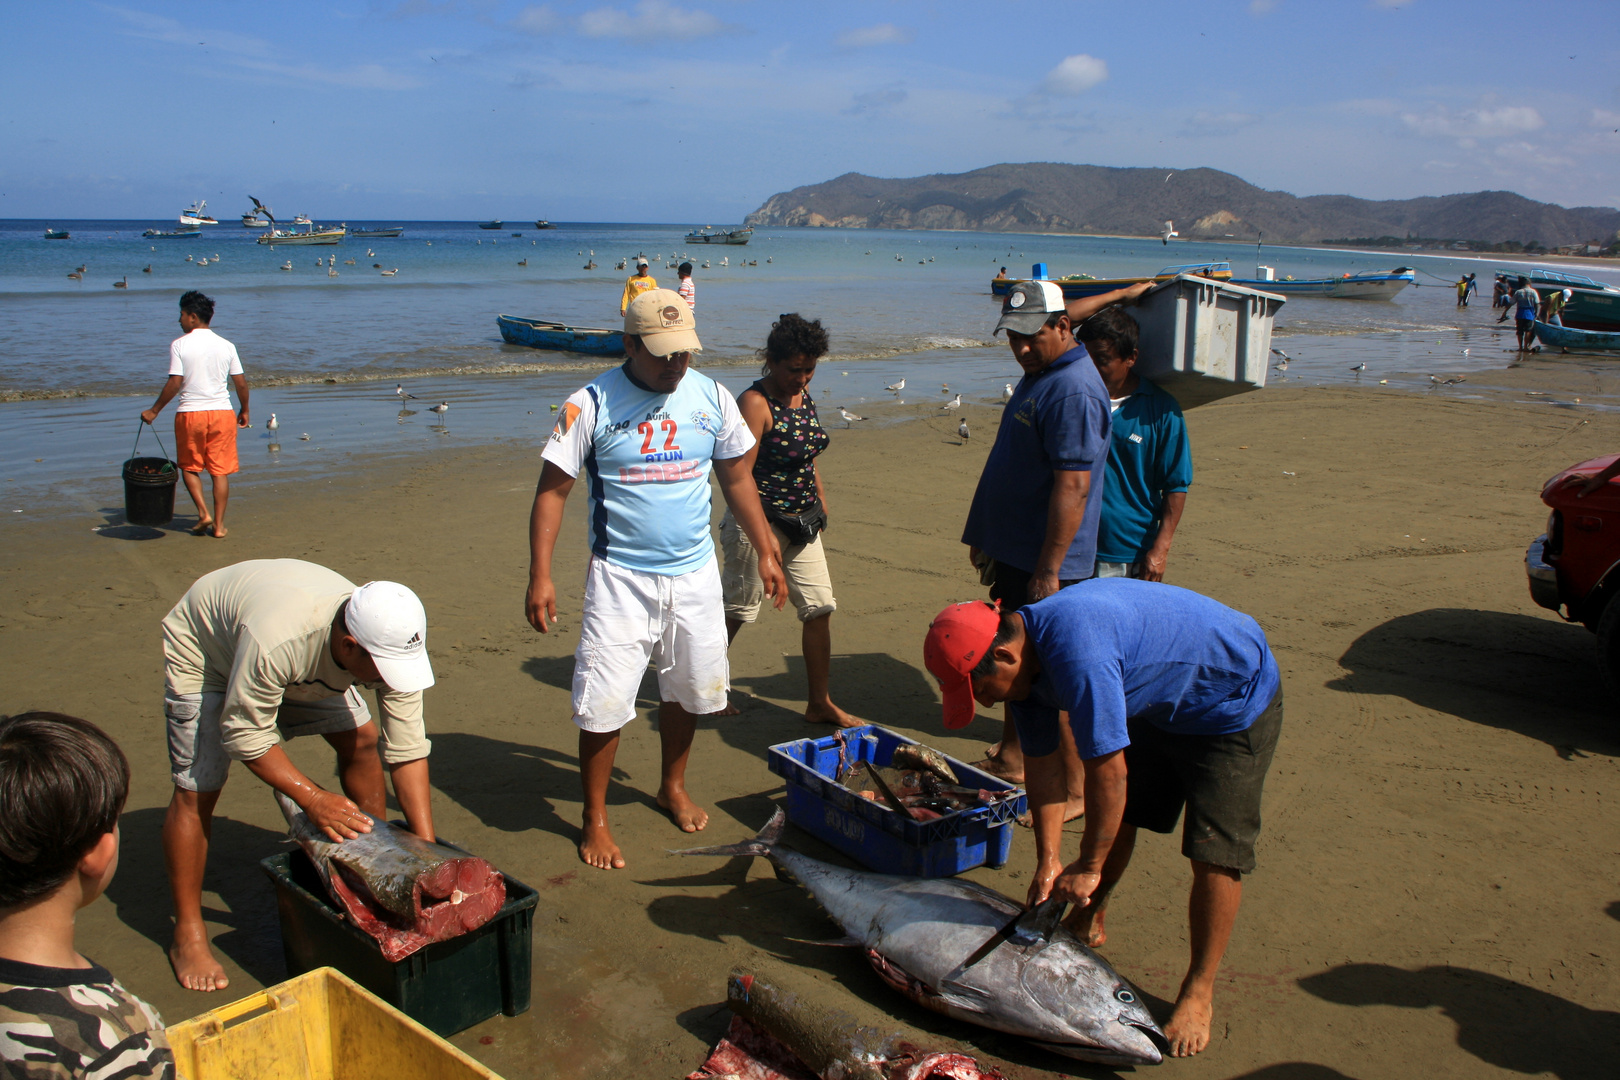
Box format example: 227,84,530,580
0,712,173,1079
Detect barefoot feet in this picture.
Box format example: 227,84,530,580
579,814,625,869
170,929,229,992
1163,979,1216,1057
656,786,709,833
804,701,864,729
189,519,214,536
970,746,1025,785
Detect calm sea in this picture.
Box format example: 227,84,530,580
2,218,1617,517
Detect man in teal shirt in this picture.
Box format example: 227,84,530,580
1077,306,1192,580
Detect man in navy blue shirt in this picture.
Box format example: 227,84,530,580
960,280,1110,812
924,581,1282,1059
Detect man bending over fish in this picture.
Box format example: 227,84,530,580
924,581,1281,1057
526,289,785,869
161,559,437,991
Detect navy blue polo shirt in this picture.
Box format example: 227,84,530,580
962,346,1111,578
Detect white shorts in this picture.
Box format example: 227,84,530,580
571,556,730,733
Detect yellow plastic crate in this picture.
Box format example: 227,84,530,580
166,967,504,1080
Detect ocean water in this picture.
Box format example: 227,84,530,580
3,217,1618,517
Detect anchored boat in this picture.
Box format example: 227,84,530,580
992,261,1232,299
1533,320,1620,353
497,314,625,356
256,223,346,245
685,226,753,245
478,220,504,230
44,228,70,240
179,200,219,225
350,226,405,238
1230,267,1415,300
144,226,202,239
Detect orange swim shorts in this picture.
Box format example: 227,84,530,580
174,410,240,476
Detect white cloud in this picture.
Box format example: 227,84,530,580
1038,54,1108,96
1400,104,1544,139
576,1,733,41
837,23,913,48
511,5,557,34
1592,108,1620,129
103,5,273,57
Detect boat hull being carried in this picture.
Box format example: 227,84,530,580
992,261,1232,299
1229,268,1415,300
685,226,753,245
1534,320,1620,353
497,314,625,356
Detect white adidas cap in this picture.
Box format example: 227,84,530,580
346,581,435,693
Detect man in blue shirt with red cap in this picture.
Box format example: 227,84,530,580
923,581,1282,1059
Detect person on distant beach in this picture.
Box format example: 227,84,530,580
161,560,438,991
140,290,248,538
1512,276,1540,351
525,289,785,870
0,712,175,1078
960,279,1111,820
619,258,657,316
922,583,1281,1059
677,262,695,309
1079,305,1192,581
721,313,861,729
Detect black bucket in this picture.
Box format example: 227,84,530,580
123,456,178,526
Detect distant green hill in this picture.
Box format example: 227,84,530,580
743,163,1620,250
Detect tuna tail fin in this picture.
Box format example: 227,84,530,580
671,808,786,859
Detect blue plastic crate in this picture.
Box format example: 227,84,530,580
767,724,1026,877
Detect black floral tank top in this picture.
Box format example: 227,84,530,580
750,379,830,514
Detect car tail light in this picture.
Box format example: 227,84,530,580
1546,510,1563,559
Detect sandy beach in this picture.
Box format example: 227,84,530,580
2,371,1617,1079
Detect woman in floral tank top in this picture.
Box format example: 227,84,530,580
719,314,863,728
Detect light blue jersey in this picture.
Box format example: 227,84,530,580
543,364,753,575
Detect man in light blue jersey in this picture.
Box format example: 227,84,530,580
526,289,786,870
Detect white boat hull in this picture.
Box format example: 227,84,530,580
1230,275,1412,301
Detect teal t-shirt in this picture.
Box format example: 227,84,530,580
1095,379,1193,564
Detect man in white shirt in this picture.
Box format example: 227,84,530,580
140,291,249,537
526,289,785,870
160,559,438,992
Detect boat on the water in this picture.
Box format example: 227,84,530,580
479,220,504,230
534,220,554,229
179,200,219,226
1502,267,1620,294
292,214,313,226
144,227,202,239
350,226,405,238
241,213,269,228
1534,320,1620,353
685,226,753,245
256,223,346,246
497,314,625,356
1496,268,1620,331
1229,267,1415,300
44,228,69,240
991,261,1232,299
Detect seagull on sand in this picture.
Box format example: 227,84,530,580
1270,348,1291,369
266,413,278,432
429,401,450,420
1161,220,1178,245
958,419,970,441
838,408,865,427
941,394,962,411
395,384,417,401
1350,362,1366,372
1002,383,1013,402
885,378,905,392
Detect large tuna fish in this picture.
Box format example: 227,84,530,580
678,810,1165,1067
276,792,506,961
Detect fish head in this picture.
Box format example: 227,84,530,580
1017,935,1165,1066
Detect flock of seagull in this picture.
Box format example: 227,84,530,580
1271,347,1470,387
838,378,1017,443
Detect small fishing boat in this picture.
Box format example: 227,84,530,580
497,314,625,356
144,226,203,239
991,261,1232,299
685,226,753,245
1229,267,1415,300
534,219,554,229
241,212,269,227
44,228,70,240
256,223,346,245
179,200,219,225
1564,288,1620,332
1533,320,1620,353
292,214,313,225
478,220,504,230
1501,267,1620,294
350,226,405,238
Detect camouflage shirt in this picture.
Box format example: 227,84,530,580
0,958,173,1080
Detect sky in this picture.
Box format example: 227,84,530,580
2,0,1618,222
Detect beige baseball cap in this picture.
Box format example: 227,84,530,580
625,288,703,356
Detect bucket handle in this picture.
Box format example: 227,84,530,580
132,419,175,469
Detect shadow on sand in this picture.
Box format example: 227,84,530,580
104,806,289,988
1299,962,1620,1079
1327,608,1620,758
429,729,619,840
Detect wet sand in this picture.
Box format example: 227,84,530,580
3,372,1618,1078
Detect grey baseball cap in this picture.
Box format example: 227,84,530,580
995,280,1068,336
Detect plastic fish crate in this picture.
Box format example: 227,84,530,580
1133,274,1286,408
261,846,536,1038
167,966,504,1080
767,724,1026,877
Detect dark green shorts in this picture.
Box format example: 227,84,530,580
1122,689,1282,873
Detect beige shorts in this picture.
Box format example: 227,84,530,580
720,510,837,624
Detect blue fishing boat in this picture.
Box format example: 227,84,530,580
497,314,625,357
1533,320,1620,353
44,228,70,240
991,262,1232,299
1229,267,1414,300
478,220,503,230
144,226,203,239
685,226,753,245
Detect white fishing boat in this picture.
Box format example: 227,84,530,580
256,222,346,246
292,214,313,226
1230,266,1415,300
179,200,219,226
241,212,269,228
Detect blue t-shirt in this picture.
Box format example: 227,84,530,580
961,346,1111,578
1096,379,1193,564
542,364,754,575
1009,579,1280,760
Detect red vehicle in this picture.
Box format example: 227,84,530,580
1527,454,1620,683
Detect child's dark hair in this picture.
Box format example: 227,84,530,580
0,712,130,908
1076,304,1139,360
179,290,215,324
761,313,829,366
679,262,693,276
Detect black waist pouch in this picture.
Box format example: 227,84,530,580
766,501,827,546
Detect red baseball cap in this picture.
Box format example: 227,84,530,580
923,600,1002,729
